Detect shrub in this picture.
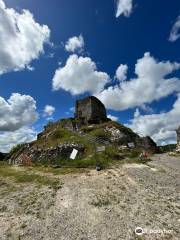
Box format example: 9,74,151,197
104,146,120,159
5,144,24,160
90,129,110,138
52,128,71,139
129,149,141,158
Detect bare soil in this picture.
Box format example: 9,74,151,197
0,153,179,240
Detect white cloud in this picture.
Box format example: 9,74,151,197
0,127,37,153
107,114,118,121
133,108,140,118
140,104,154,114
115,64,128,81
169,15,180,42
0,0,50,75
52,54,109,95
97,52,180,110
65,107,75,116
127,94,180,145
116,0,133,18
0,93,38,131
43,105,55,117
65,35,84,53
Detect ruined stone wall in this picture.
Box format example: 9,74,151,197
75,96,107,123
91,97,107,122
9,143,85,164
176,127,180,151
75,98,92,120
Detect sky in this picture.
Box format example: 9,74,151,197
0,0,180,152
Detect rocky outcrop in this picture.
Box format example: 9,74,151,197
9,143,85,164
104,125,158,151
136,136,158,152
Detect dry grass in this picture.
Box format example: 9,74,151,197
0,162,61,190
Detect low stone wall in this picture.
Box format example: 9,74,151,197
9,143,85,164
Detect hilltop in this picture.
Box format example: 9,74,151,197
8,96,158,167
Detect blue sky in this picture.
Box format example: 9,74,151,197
0,0,180,152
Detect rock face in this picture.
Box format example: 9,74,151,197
75,96,107,123
136,136,158,152
9,143,85,164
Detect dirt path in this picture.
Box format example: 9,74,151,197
0,154,179,240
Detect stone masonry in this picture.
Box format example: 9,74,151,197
176,126,180,152
75,96,107,123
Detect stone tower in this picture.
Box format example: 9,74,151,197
176,126,180,152
75,96,107,123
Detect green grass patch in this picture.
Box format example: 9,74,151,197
52,128,71,140
0,164,61,190
33,166,89,175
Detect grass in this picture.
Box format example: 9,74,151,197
51,128,72,140
0,162,61,190
89,128,110,138
34,120,138,149
33,166,89,175
159,144,176,153
25,120,149,169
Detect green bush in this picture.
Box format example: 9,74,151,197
90,129,110,138
129,149,141,158
80,125,95,133
5,144,24,160
52,128,71,139
104,146,120,159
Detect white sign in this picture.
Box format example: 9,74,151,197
96,146,105,152
128,142,135,148
70,148,78,160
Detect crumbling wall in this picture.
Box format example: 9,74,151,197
75,96,107,123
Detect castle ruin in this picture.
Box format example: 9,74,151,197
75,96,107,123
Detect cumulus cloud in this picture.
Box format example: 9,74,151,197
107,114,119,121
0,127,37,153
0,93,38,131
115,0,133,18
65,35,84,53
127,94,180,145
52,54,109,95
97,52,180,110
115,64,128,81
140,104,154,114
0,0,50,75
43,105,55,117
169,15,180,42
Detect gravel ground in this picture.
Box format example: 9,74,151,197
0,153,179,240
